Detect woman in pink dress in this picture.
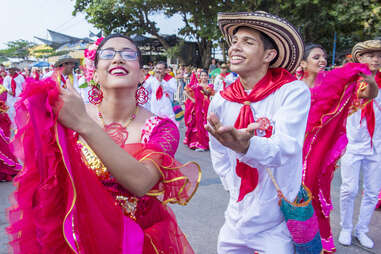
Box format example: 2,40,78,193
183,70,214,151
7,34,200,254
300,44,379,253
0,84,21,181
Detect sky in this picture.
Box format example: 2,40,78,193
0,0,183,49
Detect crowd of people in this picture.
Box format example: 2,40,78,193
0,10,380,254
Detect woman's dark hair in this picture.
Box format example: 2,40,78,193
303,43,327,61
94,33,143,68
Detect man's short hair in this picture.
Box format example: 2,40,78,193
156,61,167,68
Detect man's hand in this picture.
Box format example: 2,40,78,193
205,112,260,154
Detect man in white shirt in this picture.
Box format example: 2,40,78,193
3,66,25,122
143,61,177,123
206,12,308,254
339,40,381,249
213,63,229,92
44,55,84,100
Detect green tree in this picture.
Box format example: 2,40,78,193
0,39,36,60
73,0,381,67
73,0,225,68
278,0,381,62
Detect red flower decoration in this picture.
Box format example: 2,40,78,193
95,37,104,46
84,49,97,61
255,117,273,138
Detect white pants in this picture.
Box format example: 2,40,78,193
340,152,381,233
217,220,293,254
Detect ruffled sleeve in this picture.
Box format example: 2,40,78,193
141,116,179,156
138,116,201,205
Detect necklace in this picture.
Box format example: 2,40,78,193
97,106,139,146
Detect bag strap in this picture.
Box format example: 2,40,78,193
265,168,282,194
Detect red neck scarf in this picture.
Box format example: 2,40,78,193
11,73,19,95
220,68,296,201
156,74,173,100
156,85,163,100
361,71,381,145
60,74,67,88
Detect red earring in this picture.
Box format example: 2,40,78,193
88,85,103,105
136,85,148,105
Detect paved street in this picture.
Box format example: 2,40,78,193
0,123,380,253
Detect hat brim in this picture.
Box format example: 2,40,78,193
7,66,20,71
218,12,304,73
53,58,80,68
352,40,381,63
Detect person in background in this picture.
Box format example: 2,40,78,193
144,61,177,123
300,42,378,253
339,40,381,249
0,82,21,181
31,67,40,80
184,70,214,151
208,58,217,73
175,66,186,103
3,66,25,123
0,64,6,85
213,63,229,92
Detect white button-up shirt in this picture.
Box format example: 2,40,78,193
208,80,310,237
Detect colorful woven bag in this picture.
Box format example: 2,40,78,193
172,101,184,121
265,168,322,254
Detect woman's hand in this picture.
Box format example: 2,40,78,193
58,80,93,133
358,72,379,99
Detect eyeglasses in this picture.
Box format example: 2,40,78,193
99,49,138,61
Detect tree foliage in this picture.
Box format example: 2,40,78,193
73,0,381,67
0,40,36,60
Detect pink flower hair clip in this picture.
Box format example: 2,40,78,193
82,37,104,83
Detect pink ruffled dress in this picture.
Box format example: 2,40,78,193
0,85,21,181
183,82,214,150
7,78,201,254
302,63,371,252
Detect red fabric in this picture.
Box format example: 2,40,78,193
0,89,21,180
7,78,199,254
7,78,143,254
183,74,213,150
59,74,66,87
144,74,150,81
220,68,296,201
163,73,173,82
156,85,163,100
11,73,18,95
302,63,371,240
360,71,381,145
33,72,40,81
